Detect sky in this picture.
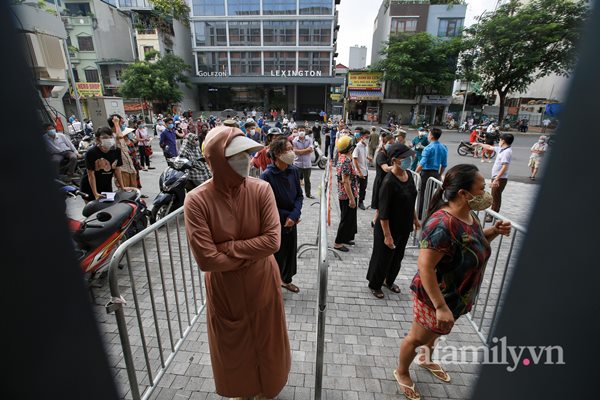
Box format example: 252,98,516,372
336,0,498,67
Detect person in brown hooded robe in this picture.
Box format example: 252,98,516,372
184,125,291,399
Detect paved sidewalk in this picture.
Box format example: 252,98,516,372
87,167,535,400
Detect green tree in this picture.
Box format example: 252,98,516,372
373,32,463,124
120,54,192,112
461,0,589,124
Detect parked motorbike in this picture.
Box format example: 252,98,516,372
82,188,150,240
59,182,142,282
458,121,469,133
311,141,327,169
151,157,193,223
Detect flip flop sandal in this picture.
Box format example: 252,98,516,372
393,370,421,400
370,289,384,299
282,283,300,293
417,362,451,383
383,282,401,293
334,245,349,252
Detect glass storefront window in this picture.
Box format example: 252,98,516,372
227,0,260,16
228,21,261,46
263,0,296,15
192,0,225,16
230,51,262,75
299,0,332,15
298,51,330,74
263,21,297,46
264,51,297,73
197,52,229,74
194,22,227,47
299,20,332,45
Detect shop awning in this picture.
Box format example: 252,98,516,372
348,90,383,101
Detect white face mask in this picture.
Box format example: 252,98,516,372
279,150,295,165
228,152,251,178
101,138,115,149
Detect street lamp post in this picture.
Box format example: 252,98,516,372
460,81,469,124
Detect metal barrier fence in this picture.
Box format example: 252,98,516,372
105,208,205,400
420,176,527,345
314,160,331,400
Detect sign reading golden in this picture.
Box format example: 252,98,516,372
347,72,383,90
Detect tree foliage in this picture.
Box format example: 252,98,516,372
120,54,192,111
149,0,190,26
461,0,589,122
373,32,463,95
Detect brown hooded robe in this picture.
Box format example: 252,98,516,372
184,126,291,398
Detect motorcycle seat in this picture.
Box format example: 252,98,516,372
82,191,138,217
75,203,135,249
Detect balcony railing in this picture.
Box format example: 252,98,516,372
118,0,153,10
62,16,93,26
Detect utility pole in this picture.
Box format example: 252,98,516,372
53,2,84,122
460,81,469,124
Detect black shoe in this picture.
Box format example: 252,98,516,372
358,202,366,210
344,241,355,246
141,194,149,199
306,194,315,199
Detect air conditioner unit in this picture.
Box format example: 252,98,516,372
24,32,67,81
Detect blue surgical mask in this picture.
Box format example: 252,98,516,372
139,124,145,128
47,129,56,137
167,123,174,129
385,144,392,152
354,133,361,140
121,124,128,131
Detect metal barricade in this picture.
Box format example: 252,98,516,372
467,209,527,345
105,208,205,400
314,161,331,400
406,169,422,249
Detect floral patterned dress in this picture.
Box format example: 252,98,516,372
410,209,492,326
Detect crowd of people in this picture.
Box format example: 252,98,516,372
176,116,517,400
45,110,522,400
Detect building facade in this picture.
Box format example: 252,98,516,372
349,45,367,69
190,0,344,119
371,0,466,124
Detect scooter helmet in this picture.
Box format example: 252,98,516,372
268,127,283,136
336,135,355,154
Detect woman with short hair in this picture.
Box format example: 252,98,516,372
260,137,304,293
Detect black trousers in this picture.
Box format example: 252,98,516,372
335,198,358,245
298,167,312,197
325,135,331,158
367,224,411,290
138,145,150,168
418,170,441,219
491,178,508,213
358,176,368,204
274,226,297,284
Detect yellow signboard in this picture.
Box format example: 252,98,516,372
330,93,342,101
347,72,383,90
74,82,103,98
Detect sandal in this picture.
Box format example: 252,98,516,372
417,361,451,383
334,245,349,252
370,288,384,299
281,283,300,293
393,370,420,400
383,282,401,293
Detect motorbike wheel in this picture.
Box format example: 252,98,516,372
457,145,470,157
151,204,170,224
318,158,327,169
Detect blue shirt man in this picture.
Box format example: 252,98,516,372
159,119,178,158
415,128,447,218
